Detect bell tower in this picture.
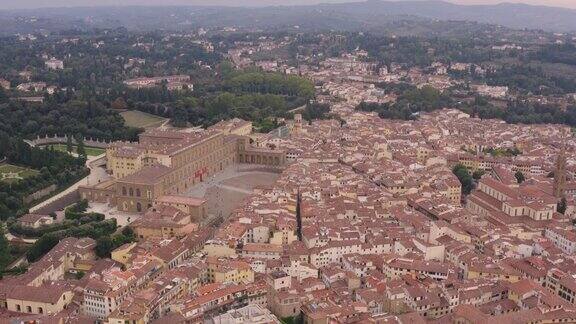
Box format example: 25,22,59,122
553,150,567,198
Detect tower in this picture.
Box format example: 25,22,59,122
293,113,303,133
294,113,302,126
553,150,567,198
296,189,302,241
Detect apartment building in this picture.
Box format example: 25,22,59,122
206,257,255,284
544,227,576,255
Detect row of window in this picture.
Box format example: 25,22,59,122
121,187,152,198
85,305,108,315
15,305,43,314
121,201,152,212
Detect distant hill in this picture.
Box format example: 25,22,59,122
1,1,576,34
335,0,576,32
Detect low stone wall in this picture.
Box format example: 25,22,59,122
28,135,111,149
23,184,58,205
33,190,80,215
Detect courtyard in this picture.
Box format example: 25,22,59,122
86,164,281,227
184,164,281,224
88,202,141,227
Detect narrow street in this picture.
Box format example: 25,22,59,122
29,154,111,213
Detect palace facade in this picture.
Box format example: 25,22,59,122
79,120,285,214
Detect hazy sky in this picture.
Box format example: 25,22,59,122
2,0,576,10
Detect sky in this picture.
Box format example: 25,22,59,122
451,0,576,8
1,0,575,10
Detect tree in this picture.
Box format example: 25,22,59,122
558,197,567,214
171,106,189,127
0,136,89,219
218,61,235,80
95,237,114,258
111,97,128,110
121,226,135,238
26,234,59,262
302,103,331,121
515,171,525,184
111,226,137,248
224,71,315,99
75,270,85,279
0,225,12,272
0,87,9,104
452,164,474,195
472,170,485,180
76,135,86,158
66,135,73,153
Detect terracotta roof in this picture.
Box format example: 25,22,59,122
119,165,172,185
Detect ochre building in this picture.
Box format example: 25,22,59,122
80,120,285,214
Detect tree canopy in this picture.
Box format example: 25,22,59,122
452,164,474,195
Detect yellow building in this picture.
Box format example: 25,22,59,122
153,195,206,221
466,263,521,283
131,204,199,240
270,218,298,246
106,144,147,179
111,242,138,266
416,146,431,163
209,118,253,136
206,257,255,284
107,298,149,324
446,178,462,204
9,237,95,288
4,284,73,315
81,123,285,214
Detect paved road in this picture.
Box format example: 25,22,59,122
29,154,110,213
185,164,278,197
5,232,37,244
288,104,307,114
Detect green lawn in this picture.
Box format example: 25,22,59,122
120,110,166,128
44,144,106,157
0,164,39,183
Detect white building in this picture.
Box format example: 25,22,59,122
544,227,576,255
209,304,280,324
45,58,64,70
473,85,509,99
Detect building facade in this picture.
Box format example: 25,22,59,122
80,123,286,213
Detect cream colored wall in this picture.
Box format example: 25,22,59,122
270,230,297,246
7,291,72,315
251,226,271,243
212,268,254,284
204,244,237,258
108,317,146,324
108,153,143,179
111,243,136,265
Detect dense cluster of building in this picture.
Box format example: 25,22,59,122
200,98,576,323
2,37,576,324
